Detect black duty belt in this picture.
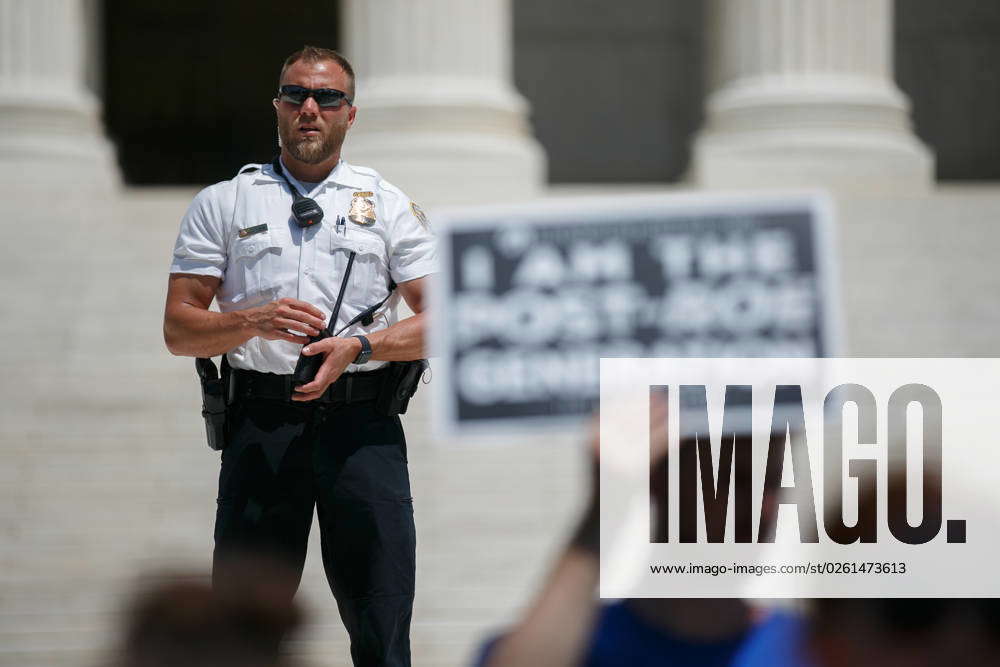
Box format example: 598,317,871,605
230,367,386,404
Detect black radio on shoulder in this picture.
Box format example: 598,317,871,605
272,157,324,228
290,196,324,228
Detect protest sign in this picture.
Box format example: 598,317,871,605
430,192,840,436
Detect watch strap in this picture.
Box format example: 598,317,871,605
351,335,372,365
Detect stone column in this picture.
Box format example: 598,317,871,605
690,0,933,191
342,0,546,205
0,0,119,189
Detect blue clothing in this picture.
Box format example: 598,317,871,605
475,601,810,667
586,602,808,666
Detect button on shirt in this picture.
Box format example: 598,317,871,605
170,159,437,374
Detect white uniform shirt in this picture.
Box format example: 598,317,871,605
170,159,436,374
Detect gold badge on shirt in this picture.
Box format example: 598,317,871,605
349,193,376,226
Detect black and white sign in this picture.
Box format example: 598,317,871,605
430,192,840,435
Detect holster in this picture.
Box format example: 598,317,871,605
375,359,430,416
195,356,231,451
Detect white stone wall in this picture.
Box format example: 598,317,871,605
3,183,1000,666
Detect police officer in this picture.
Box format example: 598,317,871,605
163,46,435,667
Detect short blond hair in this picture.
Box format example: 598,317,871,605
279,46,355,100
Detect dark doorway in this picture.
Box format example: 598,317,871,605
513,0,704,183
103,1,341,185
896,0,1000,180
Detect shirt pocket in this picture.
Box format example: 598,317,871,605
229,229,283,305
330,232,388,308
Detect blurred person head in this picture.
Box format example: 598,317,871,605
810,598,1000,667
632,406,794,642
810,472,999,666
649,431,785,543
116,557,302,667
273,45,356,166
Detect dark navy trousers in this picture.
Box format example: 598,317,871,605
213,397,415,667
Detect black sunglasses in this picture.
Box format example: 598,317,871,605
278,85,352,108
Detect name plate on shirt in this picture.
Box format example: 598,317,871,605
429,192,840,437
238,224,268,238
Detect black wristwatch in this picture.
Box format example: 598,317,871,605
351,335,372,365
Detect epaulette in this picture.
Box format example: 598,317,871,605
350,164,378,177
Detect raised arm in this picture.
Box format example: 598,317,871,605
483,398,670,667
483,544,601,667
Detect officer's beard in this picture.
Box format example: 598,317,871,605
277,120,347,165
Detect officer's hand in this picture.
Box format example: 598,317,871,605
247,298,328,344
291,336,363,401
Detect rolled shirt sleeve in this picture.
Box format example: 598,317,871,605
170,184,228,278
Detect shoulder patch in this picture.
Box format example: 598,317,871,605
410,202,429,230
239,166,259,174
